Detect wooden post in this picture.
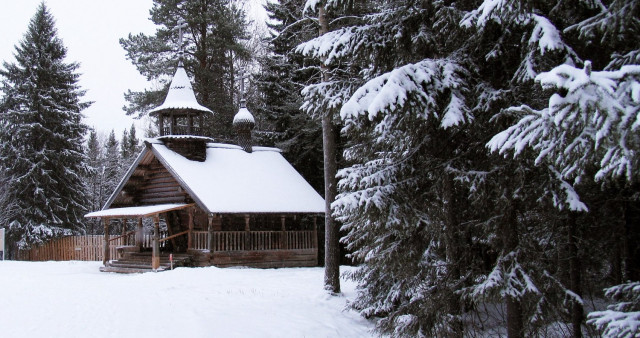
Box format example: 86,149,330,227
136,218,143,251
122,218,127,245
159,115,165,136
313,216,318,249
152,215,160,271
188,208,194,250
170,111,175,134
208,215,214,251
244,215,251,250
281,215,287,250
103,218,110,266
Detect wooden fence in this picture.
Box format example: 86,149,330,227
19,231,317,261
19,236,117,262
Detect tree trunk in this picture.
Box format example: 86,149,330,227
567,212,583,338
503,198,523,338
624,199,640,281
443,173,462,336
319,4,340,294
506,297,523,338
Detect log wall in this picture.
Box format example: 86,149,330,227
137,159,187,205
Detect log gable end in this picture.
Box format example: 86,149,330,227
111,154,191,208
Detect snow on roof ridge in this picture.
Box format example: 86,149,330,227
206,143,282,153
144,137,164,144
157,135,215,141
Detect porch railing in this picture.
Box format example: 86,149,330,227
191,231,316,251
162,126,205,136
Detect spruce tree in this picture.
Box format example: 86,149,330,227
103,130,121,203
120,124,140,170
0,3,90,251
255,0,324,192
297,0,634,336
85,129,103,234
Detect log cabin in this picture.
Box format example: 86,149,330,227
85,61,325,273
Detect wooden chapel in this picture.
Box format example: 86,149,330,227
85,58,324,273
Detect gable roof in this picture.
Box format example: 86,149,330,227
101,139,325,215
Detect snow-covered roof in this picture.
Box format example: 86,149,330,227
85,204,192,218
149,66,213,115
156,135,214,142
233,107,255,125
148,142,325,214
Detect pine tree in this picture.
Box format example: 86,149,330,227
120,0,250,141
0,3,90,251
298,0,373,294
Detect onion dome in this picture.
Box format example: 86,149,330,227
233,100,254,152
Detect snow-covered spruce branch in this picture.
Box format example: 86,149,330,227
587,281,640,338
489,62,640,185
465,251,541,301
340,59,471,131
463,2,580,82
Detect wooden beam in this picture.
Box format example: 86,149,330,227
152,215,160,271
103,218,110,266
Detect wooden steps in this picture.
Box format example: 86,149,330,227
100,252,193,273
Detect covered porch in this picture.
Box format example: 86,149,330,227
85,203,319,272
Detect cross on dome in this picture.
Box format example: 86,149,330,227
173,19,189,66
238,70,248,108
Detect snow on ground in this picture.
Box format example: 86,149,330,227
0,262,374,338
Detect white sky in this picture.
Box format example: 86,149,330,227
0,0,268,138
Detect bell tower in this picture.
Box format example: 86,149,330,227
148,20,213,161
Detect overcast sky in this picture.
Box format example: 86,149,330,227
0,0,267,138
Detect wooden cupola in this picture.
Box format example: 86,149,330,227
148,60,213,162
149,64,213,138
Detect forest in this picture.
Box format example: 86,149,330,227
0,0,639,337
